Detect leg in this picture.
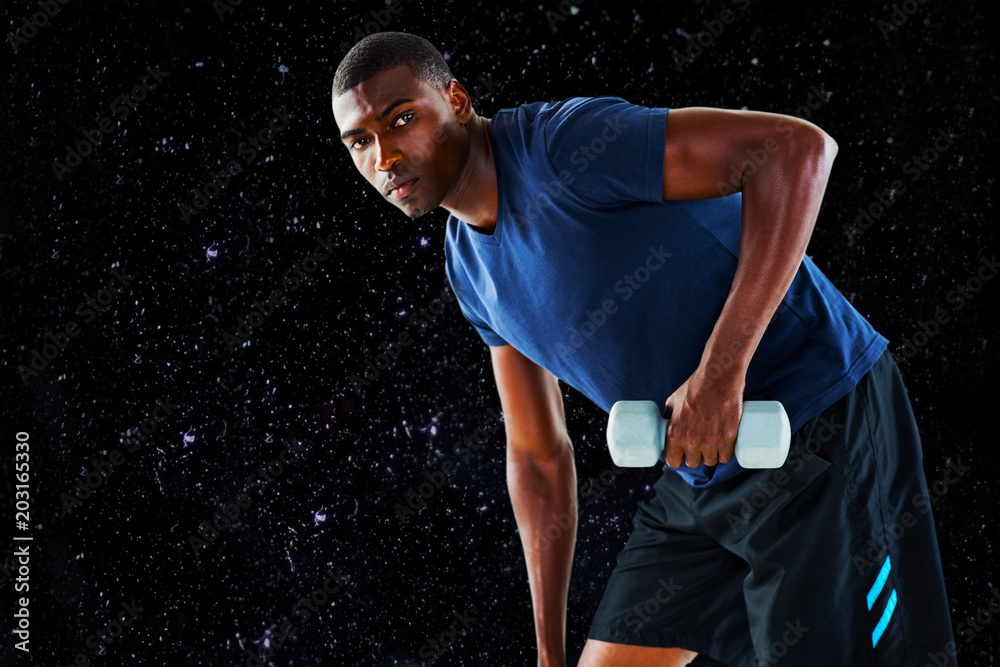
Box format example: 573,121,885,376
578,639,696,667
712,349,956,665
585,465,754,666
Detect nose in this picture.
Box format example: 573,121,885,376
373,136,401,172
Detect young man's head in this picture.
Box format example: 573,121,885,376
332,32,479,220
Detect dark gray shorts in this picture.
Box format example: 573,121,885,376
587,348,958,666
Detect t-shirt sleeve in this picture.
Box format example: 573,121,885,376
542,96,669,208
465,311,509,347
444,260,509,348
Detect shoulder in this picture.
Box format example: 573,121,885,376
443,215,462,266
492,96,622,145
541,95,657,144
495,96,629,136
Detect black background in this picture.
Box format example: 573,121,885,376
1,1,997,665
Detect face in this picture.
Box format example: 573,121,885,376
333,65,473,219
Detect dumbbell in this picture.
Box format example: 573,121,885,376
606,400,791,468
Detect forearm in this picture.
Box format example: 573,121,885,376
702,130,839,380
507,442,577,665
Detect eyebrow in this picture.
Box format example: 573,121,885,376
339,97,415,140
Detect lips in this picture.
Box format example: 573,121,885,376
389,178,418,199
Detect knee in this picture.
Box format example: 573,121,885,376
579,639,697,667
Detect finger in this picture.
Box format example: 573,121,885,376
684,447,702,469
701,446,719,467
718,441,735,465
663,441,684,469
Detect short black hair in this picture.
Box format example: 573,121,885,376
332,31,455,98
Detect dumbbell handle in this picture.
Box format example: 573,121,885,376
606,400,791,468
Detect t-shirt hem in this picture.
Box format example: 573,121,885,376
669,332,889,487
786,333,890,435
481,332,509,346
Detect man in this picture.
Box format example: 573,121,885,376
332,31,956,667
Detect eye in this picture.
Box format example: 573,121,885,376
350,112,414,151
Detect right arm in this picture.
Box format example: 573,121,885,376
490,343,577,667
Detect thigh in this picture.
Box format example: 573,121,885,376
724,350,957,666
586,469,755,665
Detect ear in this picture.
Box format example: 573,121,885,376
445,79,475,122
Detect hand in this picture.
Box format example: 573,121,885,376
662,363,745,468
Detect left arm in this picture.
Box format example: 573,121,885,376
660,107,839,468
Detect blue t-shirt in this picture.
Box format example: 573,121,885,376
443,96,888,487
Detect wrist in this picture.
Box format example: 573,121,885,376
700,315,759,385
537,646,566,667
697,349,748,391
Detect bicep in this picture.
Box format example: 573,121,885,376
662,106,827,201
489,344,570,459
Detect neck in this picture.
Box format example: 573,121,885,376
442,115,498,234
